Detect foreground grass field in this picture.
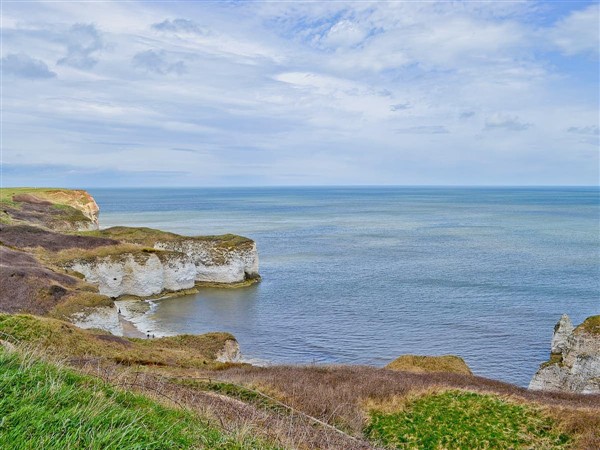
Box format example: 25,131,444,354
0,314,599,449
0,349,273,450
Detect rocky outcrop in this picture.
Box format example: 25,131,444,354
551,314,574,354
155,239,259,284
529,314,600,394
216,339,242,363
386,354,473,375
67,250,197,298
65,234,260,297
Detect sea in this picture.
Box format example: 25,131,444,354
88,187,599,387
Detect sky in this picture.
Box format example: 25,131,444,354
1,0,599,187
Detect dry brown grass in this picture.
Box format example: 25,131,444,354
385,354,472,375
211,364,600,448
575,315,600,335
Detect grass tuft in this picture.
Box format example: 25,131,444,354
364,390,571,449
575,315,600,335
386,354,472,375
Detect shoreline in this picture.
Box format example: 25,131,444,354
119,314,146,338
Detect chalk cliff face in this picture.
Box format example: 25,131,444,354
40,189,100,230
155,239,259,284
216,339,242,363
68,251,197,298
529,314,600,394
70,304,123,336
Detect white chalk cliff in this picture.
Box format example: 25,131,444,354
67,240,259,298
529,314,600,394
68,251,197,298
155,239,259,284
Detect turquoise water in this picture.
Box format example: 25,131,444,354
89,187,599,386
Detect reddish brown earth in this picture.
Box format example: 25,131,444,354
0,246,79,315
0,224,117,251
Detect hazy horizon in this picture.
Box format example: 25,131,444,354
4,184,600,189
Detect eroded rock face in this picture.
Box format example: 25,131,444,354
68,251,196,298
70,304,123,336
529,315,600,394
551,314,574,354
216,339,242,363
155,239,259,284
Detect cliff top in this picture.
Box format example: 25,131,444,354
574,315,600,336
385,354,472,375
81,226,254,249
0,314,237,368
0,187,98,231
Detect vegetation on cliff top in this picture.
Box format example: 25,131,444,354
0,349,273,449
0,314,237,369
0,188,93,229
385,354,472,375
365,390,570,449
81,226,254,249
0,187,92,205
575,315,600,335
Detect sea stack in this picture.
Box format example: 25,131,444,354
529,314,600,394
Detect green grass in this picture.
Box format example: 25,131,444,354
0,188,56,206
178,379,288,415
364,390,571,449
50,202,89,223
0,187,93,227
0,349,276,449
575,315,600,335
0,314,237,369
80,226,254,249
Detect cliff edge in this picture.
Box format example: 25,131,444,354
0,187,260,333
1,187,99,231
529,314,600,394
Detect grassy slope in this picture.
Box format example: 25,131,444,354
575,315,600,335
0,187,63,205
365,390,570,449
0,349,273,450
0,314,236,369
0,187,91,225
1,314,598,449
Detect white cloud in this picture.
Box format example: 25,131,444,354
551,4,600,56
322,20,369,48
1,0,598,186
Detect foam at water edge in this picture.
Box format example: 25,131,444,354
115,299,176,338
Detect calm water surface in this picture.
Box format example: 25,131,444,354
88,187,600,386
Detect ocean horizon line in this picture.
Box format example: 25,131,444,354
5,184,599,190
